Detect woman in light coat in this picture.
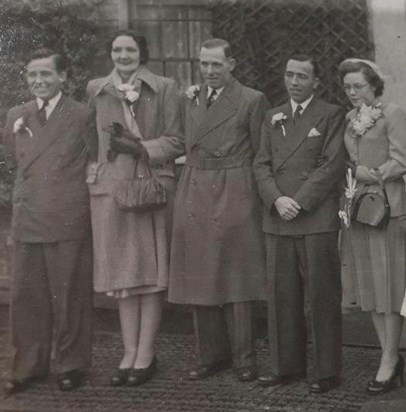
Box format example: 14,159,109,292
339,58,406,394
87,30,183,386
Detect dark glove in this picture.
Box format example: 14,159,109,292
104,122,148,159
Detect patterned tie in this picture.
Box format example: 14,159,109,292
293,104,302,124
206,89,217,108
37,99,49,126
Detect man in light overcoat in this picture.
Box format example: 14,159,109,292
169,38,269,382
253,54,345,393
2,49,96,395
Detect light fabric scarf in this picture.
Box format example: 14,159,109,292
111,67,144,140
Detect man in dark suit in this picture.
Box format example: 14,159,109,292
253,54,345,393
2,49,96,395
169,38,269,382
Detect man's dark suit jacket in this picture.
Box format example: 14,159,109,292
3,95,97,242
254,97,346,235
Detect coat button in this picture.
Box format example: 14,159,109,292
301,171,309,178
214,151,222,158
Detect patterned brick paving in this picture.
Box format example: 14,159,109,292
2,328,405,412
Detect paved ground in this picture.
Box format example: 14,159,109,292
1,306,406,412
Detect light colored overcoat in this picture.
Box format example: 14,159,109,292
86,67,184,293
168,77,269,305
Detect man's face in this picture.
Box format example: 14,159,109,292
26,56,66,100
199,46,235,89
284,59,319,103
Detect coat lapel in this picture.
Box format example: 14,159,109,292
191,78,241,147
21,95,75,173
276,98,323,169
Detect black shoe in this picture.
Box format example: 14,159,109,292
236,367,258,382
3,375,47,397
188,359,233,380
258,371,306,387
111,368,131,387
127,357,158,386
57,369,85,391
367,355,404,395
309,376,340,394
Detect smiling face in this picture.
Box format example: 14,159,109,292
284,59,319,103
199,46,235,89
343,71,376,108
111,35,141,77
26,56,66,100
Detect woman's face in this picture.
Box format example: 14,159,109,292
343,71,376,108
111,35,140,76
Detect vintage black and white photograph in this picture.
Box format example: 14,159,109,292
0,0,406,411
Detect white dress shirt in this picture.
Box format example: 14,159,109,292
37,92,62,119
290,95,314,117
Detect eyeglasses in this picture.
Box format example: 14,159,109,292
343,83,369,93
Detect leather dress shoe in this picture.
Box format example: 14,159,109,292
258,371,306,387
236,367,258,382
188,359,232,380
3,375,47,396
57,369,85,391
309,376,340,394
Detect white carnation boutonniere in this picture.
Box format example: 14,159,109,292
350,103,382,139
117,84,140,117
271,112,288,136
186,85,200,106
13,116,33,138
338,167,358,228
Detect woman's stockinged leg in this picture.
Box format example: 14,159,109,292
133,292,164,368
118,296,141,369
373,312,404,382
371,311,386,350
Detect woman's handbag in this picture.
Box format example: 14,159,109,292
352,170,390,228
114,159,167,213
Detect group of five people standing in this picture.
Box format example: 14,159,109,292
3,30,406,398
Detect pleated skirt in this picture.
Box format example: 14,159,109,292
342,218,406,314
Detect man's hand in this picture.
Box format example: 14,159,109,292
274,196,301,221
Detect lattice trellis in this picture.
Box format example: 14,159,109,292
208,0,374,108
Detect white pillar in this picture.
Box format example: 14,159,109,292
367,0,406,106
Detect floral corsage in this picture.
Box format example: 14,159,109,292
13,116,33,138
117,84,140,117
271,112,288,136
350,103,382,139
186,85,200,106
338,167,358,228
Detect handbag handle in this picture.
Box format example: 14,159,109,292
133,157,153,179
372,168,389,203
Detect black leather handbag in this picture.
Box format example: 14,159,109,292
352,171,390,228
114,160,167,213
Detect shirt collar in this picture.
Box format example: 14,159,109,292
37,91,62,111
207,86,224,98
290,95,314,115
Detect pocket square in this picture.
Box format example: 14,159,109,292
307,128,321,137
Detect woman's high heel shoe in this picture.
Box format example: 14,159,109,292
367,354,404,395
127,357,158,386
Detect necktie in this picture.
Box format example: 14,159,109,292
293,104,302,123
207,89,217,108
37,100,49,126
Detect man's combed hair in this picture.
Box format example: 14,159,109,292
26,48,67,73
287,53,320,78
201,38,233,58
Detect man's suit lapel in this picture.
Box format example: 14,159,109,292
276,98,323,170
21,95,75,173
190,79,241,148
